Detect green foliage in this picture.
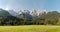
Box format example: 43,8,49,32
44,11,60,25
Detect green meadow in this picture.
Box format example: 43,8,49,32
0,25,60,32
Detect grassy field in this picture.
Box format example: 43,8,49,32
0,25,60,32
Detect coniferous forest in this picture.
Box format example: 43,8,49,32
0,9,60,25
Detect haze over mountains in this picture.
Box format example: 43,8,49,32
0,8,48,18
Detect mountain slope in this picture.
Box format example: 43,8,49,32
0,9,11,16
8,10,18,16
18,10,32,19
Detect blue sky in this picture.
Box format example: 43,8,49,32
0,0,60,12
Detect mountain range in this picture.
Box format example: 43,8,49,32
0,8,60,25
0,8,48,19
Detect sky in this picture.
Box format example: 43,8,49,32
0,0,60,12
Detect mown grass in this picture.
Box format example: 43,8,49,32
0,25,60,32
